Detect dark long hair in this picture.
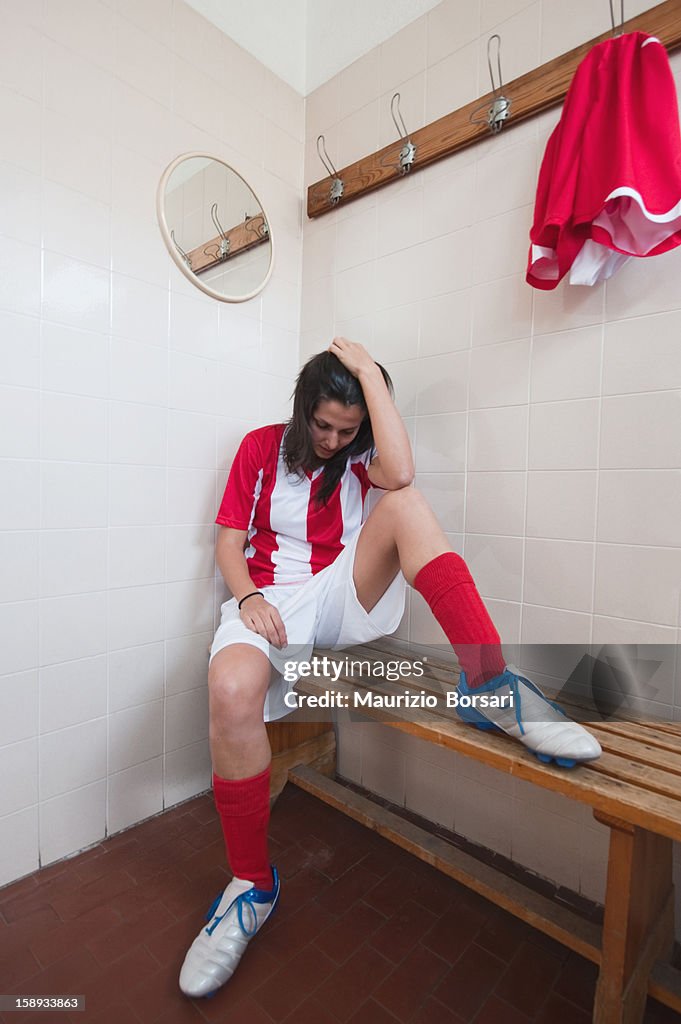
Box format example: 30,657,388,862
284,351,393,506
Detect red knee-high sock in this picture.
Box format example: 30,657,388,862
413,552,506,688
212,766,273,890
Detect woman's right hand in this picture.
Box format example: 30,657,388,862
239,595,288,649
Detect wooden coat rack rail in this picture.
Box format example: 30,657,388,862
188,213,268,276
307,0,681,219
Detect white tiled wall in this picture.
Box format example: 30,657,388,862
0,0,303,886
303,0,681,921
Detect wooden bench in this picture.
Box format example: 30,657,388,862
280,641,681,1024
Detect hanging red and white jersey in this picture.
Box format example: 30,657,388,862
216,423,376,587
527,32,681,290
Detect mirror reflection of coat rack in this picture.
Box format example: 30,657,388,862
187,207,269,276
157,153,274,303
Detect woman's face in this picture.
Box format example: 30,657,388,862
309,399,364,460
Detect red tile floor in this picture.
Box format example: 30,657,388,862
0,784,679,1024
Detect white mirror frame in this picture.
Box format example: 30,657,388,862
156,151,275,303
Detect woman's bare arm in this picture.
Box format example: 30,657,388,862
328,337,414,490
216,527,287,648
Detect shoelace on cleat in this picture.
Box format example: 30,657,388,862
204,882,276,938
489,669,567,737
236,891,262,936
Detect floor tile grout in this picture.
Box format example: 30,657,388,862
0,786,674,1023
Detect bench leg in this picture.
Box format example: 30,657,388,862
266,721,336,803
593,812,674,1024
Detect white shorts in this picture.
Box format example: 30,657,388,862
210,527,407,721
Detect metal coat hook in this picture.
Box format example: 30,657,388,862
211,203,230,258
470,34,511,134
316,135,344,204
390,93,417,173
170,230,192,269
609,0,624,35
244,213,269,239
203,242,223,261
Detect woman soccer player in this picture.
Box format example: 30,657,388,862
179,337,601,998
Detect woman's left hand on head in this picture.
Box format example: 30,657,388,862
328,337,376,379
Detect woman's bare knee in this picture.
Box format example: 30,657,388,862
371,486,438,538
373,485,427,515
208,646,270,730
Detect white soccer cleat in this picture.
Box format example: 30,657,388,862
179,868,280,998
455,666,602,767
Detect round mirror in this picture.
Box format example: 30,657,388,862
157,153,274,303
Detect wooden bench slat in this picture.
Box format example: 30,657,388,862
587,720,681,751
632,720,681,736
649,961,681,1015
586,751,681,804
585,726,681,776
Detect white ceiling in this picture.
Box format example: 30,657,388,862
185,0,442,96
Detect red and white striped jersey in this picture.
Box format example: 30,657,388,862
216,423,377,587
